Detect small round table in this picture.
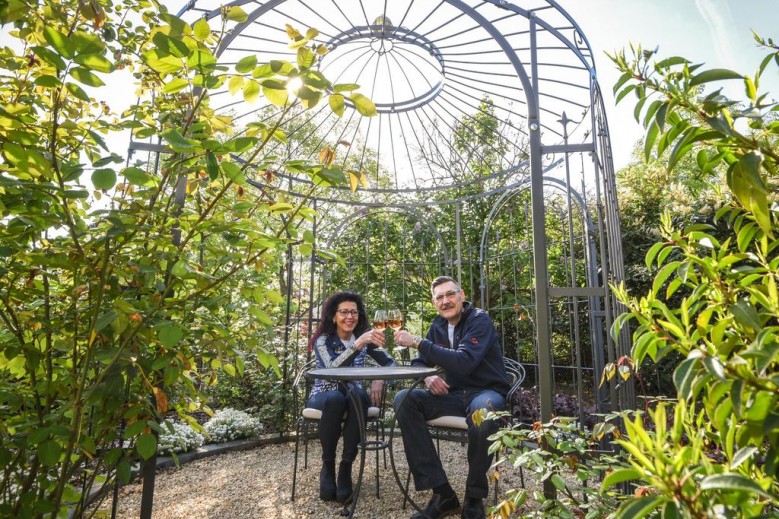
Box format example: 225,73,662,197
307,365,439,517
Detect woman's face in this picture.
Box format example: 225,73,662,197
333,301,360,337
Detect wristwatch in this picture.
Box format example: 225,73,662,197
411,335,423,348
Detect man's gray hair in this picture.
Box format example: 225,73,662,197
430,276,461,293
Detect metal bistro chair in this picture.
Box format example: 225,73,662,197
402,357,526,507
290,359,389,501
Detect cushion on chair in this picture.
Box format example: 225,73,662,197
302,406,381,420
426,415,468,429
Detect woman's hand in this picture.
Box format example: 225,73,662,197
370,380,384,406
355,328,385,350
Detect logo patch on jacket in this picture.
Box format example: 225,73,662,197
470,337,478,344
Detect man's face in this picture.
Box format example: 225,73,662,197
432,281,465,323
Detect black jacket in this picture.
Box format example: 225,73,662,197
411,302,510,395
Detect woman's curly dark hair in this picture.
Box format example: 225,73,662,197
308,291,369,352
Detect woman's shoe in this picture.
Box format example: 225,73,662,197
335,461,353,504
319,462,337,501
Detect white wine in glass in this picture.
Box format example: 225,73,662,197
387,309,403,331
372,310,387,330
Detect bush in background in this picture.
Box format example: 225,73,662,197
204,408,263,443
157,422,205,456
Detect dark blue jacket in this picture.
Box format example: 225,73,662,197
411,302,510,395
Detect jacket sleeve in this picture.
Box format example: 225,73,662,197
367,346,397,367
314,336,359,368
417,313,494,375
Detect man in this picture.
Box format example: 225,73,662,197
394,276,510,519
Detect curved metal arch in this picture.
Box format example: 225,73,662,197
322,206,451,271
478,174,598,299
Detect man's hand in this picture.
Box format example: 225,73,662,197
394,330,421,349
394,330,414,348
424,375,449,395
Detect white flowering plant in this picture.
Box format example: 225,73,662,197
204,408,263,443
157,422,205,456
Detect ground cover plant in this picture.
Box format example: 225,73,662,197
0,1,375,517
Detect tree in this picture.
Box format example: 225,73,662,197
0,1,375,516
603,36,779,516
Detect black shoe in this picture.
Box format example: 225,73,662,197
411,493,461,519
335,461,353,504
320,462,337,501
461,498,485,519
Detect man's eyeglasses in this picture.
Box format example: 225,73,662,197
432,290,460,303
336,309,360,317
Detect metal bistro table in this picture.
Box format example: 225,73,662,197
307,365,439,517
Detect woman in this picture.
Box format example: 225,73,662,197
307,291,395,504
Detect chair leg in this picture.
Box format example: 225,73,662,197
291,420,302,501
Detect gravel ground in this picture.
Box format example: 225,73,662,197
94,438,538,519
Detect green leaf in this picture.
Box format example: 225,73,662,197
333,83,360,93
243,80,260,103
73,53,114,73
151,32,191,59
160,129,199,152
689,68,742,86
162,77,189,93
228,75,244,95
69,67,105,87
269,202,294,213
187,49,217,74
328,93,345,117
37,440,62,467
157,323,184,348
349,92,377,116
205,151,220,180
193,18,211,41
91,168,116,190
613,496,663,519
224,6,249,23
602,467,642,489
135,433,157,460
221,161,245,184
729,300,761,330
263,85,289,107
65,83,90,102
297,47,315,68
142,49,184,74
673,357,699,400
699,474,774,499
42,26,75,59
94,311,118,332
223,363,236,376
235,55,257,74
31,46,66,70
121,167,157,187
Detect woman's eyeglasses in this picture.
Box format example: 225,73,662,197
337,309,360,317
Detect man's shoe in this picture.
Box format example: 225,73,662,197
461,498,485,519
410,493,461,519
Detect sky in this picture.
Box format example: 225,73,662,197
558,0,779,168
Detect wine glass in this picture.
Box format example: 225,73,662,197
387,309,403,331
387,309,405,354
372,310,387,330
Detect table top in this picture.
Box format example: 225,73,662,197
308,365,439,381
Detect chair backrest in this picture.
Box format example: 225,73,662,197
292,358,317,421
503,357,526,410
